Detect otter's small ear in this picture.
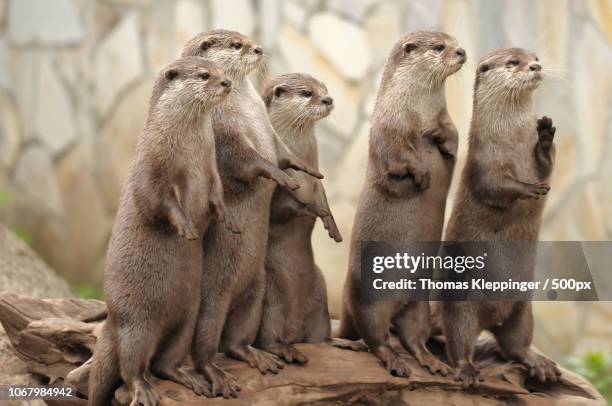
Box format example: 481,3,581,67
404,43,417,54
479,64,490,73
273,85,287,98
165,69,179,81
200,39,214,51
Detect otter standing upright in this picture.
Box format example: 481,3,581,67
181,31,323,398
337,31,466,377
89,57,237,406
255,74,365,364
441,48,560,387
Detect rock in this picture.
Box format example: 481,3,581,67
14,145,64,217
7,0,83,46
0,92,21,171
95,13,144,116
259,0,281,48
175,0,206,53
97,78,152,213
0,295,606,405
211,0,254,36
0,225,72,405
326,0,379,21
365,2,402,67
33,58,77,155
55,145,112,285
279,25,363,137
308,13,372,81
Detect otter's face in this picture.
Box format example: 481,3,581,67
477,48,542,93
161,58,232,109
265,74,333,126
183,30,263,80
394,31,466,84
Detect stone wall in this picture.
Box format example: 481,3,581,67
0,0,610,358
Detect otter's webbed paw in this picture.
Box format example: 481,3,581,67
321,215,343,242
327,337,367,352
453,362,482,388
175,218,198,241
201,363,241,399
130,381,160,406
423,126,457,159
536,116,556,149
523,352,562,383
264,342,308,364
520,182,550,200
373,345,412,378
227,345,285,375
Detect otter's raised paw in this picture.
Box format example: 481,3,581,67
537,116,556,146
327,337,368,352
414,168,431,190
176,220,198,240
266,342,308,364
130,381,160,406
322,215,343,242
201,363,241,399
524,353,562,383
373,345,411,378
454,362,482,389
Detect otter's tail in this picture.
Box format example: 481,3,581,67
88,322,121,406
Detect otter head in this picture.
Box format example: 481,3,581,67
475,48,542,102
152,57,232,116
262,73,333,128
181,29,263,80
385,31,466,89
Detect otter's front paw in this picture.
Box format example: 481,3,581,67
322,215,343,242
423,126,457,158
176,220,198,240
454,362,482,388
130,381,160,406
537,116,556,147
521,182,550,199
265,342,308,364
414,168,431,190
219,208,241,235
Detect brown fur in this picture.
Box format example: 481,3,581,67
181,31,323,398
88,57,235,406
441,47,560,387
336,31,466,378
254,74,365,364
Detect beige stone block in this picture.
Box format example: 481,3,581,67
0,93,21,171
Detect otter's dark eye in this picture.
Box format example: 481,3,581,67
301,90,313,98
199,72,210,80
434,44,445,52
508,59,520,66
231,42,242,50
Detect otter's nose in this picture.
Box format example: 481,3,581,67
253,46,263,55
220,79,232,88
456,48,466,58
321,96,333,106
529,63,541,72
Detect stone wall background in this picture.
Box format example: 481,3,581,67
0,0,610,360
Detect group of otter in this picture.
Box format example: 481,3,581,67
88,29,561,406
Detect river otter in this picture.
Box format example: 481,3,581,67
336,31,466,378
181,30,324,398
255,73,365,364
89,57,237,406
441,47,561,387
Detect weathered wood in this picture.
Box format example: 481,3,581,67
0,294,606,405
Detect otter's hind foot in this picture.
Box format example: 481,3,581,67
130,380,160,406
414,350,450,376
453,362,482,388
264,342,308,364
327,337,368,352
201,363,240,399
227,345,285,374
523,352,562,383
372,345,411,378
